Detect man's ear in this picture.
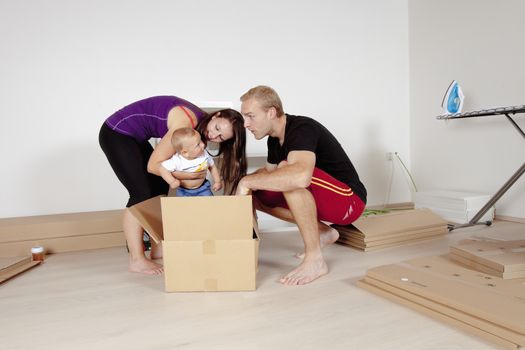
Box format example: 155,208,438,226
268,106,277,119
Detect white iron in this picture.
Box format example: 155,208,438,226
441,80,464,114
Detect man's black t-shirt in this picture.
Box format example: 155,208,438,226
267,114,367,203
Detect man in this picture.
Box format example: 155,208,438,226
237,86,367,285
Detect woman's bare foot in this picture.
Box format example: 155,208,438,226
280,255,328,285
150,242,163,260
129,258,163,275
150,250,163,260
296,226,339,259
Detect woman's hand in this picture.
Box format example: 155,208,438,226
172,170,207,180
169,178,180,189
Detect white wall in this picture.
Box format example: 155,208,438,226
0,0,410,218
409,0,525,219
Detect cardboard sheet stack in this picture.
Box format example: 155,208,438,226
333,208,448,251
358,254,525,349
450,238,525,279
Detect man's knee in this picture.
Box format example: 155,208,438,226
253,190,287,209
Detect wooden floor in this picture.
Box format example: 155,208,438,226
2,220,523,350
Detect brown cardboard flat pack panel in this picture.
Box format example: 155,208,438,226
334,208,448,238
131,195,259,292
337,230,446,251
161,196,253,241
0,209,123,243
128,195,164,243
365,255,525,335
0,256,41,284
354,226,449,243
0,231,125,257
1,256,30,270
450,253,525,279
356,280,520,350
340,228,446,247
363,276,525,346
337,225,443,240
450,239,525,273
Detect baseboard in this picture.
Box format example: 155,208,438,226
367,202,414,210
369,204,524,224
3,205,519,258
494,215,525,224
0,209,125,257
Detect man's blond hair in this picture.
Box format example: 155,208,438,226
240,85,284,117
171,127,198,152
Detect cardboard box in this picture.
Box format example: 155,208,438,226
130,195,259,292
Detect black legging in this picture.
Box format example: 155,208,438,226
99,123,169,207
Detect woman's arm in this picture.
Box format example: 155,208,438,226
159,166,181,189
147,108,194,176
171,170,207,180
147,134,178,176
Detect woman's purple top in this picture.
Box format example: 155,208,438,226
104,96,205,143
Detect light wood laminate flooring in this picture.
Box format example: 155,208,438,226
2,221,523,350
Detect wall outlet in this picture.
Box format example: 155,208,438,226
386,152,395,160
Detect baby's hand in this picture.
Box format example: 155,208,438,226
212,180,223,192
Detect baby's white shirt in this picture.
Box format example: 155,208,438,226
161,152,214,173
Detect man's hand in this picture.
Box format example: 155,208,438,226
235,178,251,195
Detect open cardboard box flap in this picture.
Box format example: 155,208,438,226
128,195,165,243
161,196,253,241
129,195,254,242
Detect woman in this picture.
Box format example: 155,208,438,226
99,96,246,275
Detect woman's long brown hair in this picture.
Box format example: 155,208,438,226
196,109,247,194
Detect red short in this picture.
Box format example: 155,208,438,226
254,167,365,225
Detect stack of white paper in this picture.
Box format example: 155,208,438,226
414,190,495,224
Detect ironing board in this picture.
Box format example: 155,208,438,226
436,105,525,231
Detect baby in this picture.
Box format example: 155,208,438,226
159,128,222,197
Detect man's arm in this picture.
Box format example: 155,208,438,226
236,151,315,194
250,162,277,175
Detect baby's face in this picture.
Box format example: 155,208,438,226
181,132,205,159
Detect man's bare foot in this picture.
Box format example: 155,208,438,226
129,258,163,275
296,226,339,259
279,256,328,285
